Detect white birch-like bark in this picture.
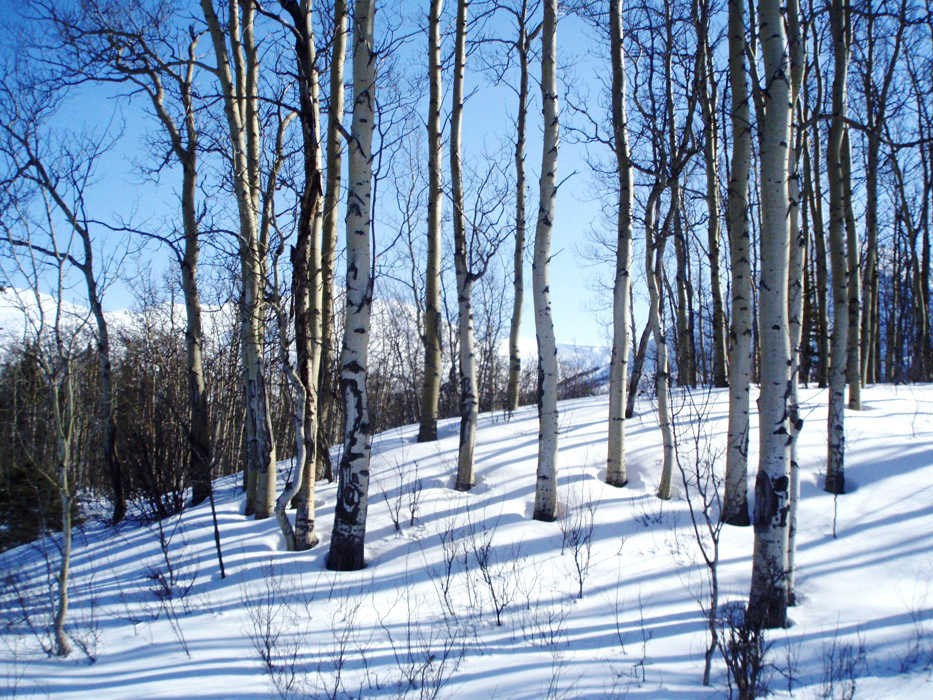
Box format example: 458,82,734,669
418,0,444,443
645,190,674,500
506,2,535,415
317,0,348,480
450,0,478,491
606,0,633,488
747,0,793,630
826,0,849,496
722,0,753,526
785,0,805,605
273,277,310,552
50,355,74,657
279,0,324,551
694,0,728,389
533,0,559,522
842,129,861,409
327,0,375,571
200,0,277,519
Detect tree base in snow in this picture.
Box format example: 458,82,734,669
533,508,556,522
326,532,366,571
722,509,751,527
825,472,845,495
295,532,321,552
605,475,628,488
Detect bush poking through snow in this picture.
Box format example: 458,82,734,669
720,604,771,700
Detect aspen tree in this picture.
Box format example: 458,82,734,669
605,0,634,488
451,0,479,491
418,0,444,443
843,127,861,410
200,0,277,518
327,0,376,571
747,0,793,629
532,0,559,521
318,0,348,480
693,0,728,389
722,0,753,526
785,0,806,604
506,0,538,415
279,0,325,549
826,0,850,496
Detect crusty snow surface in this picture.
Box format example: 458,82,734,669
2,385,932,698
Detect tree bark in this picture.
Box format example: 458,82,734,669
605,0,634,488
645,191,674,501
450,0,478,492
317,0,348,482
507,3,534,416
532,0,559,522
327,0,375,571
418,0,444,443
785,0,805,606
694,0,728,389
722,0,752,526
200,0,277,519
842,129,861,409
626,317,651,419
280,0,324,550
747,0,793,630
825,0,850,496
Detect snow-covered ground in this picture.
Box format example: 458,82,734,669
2,384,932,698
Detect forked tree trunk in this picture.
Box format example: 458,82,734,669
626,318,651,419
722,0,752,526
327,0,375,572
200,0,277,519
532,0,559,522
418,0,444,443
645,192,674,501
747,0,793,630
605,0,634,488
281,0,324,550
273,293,311,551
825,0,849,496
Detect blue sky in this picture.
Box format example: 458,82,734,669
24,4,617,350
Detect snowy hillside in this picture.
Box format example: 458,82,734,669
2,385,933,698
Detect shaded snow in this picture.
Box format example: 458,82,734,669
2,384,933,698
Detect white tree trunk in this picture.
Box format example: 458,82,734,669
826,0,849,496
842,129,861,409
327,0,375,571
533,0,559,522
317,0,348,481
200,0,277,519
785,0,805,605
280,0,325,551
507,8,533,415
722,0,752,526
748,0,793,630
606,0,633,489
644,192,674,500
451,0,477,492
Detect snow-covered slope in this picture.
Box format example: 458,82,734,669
2,385,933,698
